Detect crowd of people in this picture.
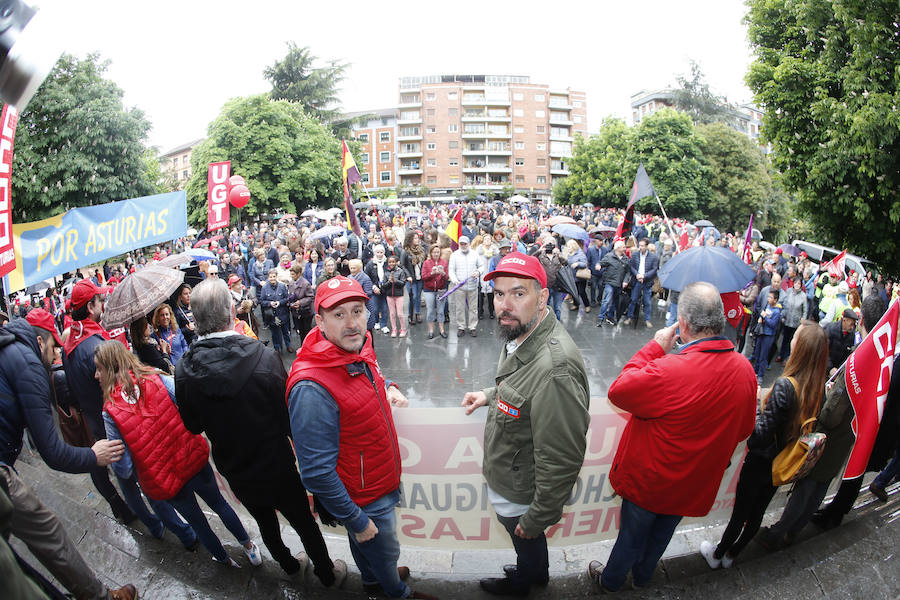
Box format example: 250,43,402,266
0,198,898,599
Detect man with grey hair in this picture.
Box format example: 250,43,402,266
448,236,483,336
596,240,628,327
176,278,343,585
588,282,757,592
331,236,352,276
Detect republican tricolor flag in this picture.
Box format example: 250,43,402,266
341,140,362,236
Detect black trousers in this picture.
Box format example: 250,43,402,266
715,453,776,559
231,470,333,579
820,475,863,519
497,513,548,587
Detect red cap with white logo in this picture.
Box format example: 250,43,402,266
483,252,548,289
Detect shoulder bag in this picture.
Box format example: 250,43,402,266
771,377,827,486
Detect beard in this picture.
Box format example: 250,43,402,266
497,306,541,342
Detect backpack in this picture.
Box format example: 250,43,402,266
771,377,827,486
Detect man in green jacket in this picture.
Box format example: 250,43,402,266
462,252,590,597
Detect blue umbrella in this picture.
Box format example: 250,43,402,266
188,248,215,262
658,246,756,293
778,243,801,257
551,223,589,242
309,225,345,240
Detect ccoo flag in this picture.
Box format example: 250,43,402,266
341,140,362,237
841,299,899,480
445,207,464,250
620,163,655,239
740,214,754,265
821,250,847,280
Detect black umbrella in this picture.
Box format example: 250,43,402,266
693,219,715,228
25,281,50,295
555,267,579,300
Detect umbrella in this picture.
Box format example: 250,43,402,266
552,223,589,242
759,241,776,252
301,209,317,217
658,246,756,293
101,266,185,329
193,234,223,248
186,227,198,236
555,265,579,300
509,194,530,205
155,251,195,268
778,243,801,257
25,281,50,295
326,207,343,214
589,224,617,237
187,248,216,262
545,215,577,227
693,219,715,228
355,202,371,209
278,213,297,222
581,202,594,208
405,213,424,220
750,228,762,240
314,210,332,220
309,225,345,240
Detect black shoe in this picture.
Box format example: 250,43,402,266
444,315,450,323
109,496,138,525
480,577,529,597
869,482,888,502
458,329,466,337
810,510,842,530
440,330,448,338
502,564,548,586
470,329,477,337
428,332,434,339
478,313,484,320
489,313,495,319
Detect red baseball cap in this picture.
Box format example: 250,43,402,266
483,252,548,289
26,308,63,346
774,248,783,255
314,275,369,313
70,279,110,310
227,274,244,288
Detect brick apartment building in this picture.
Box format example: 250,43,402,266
160,138,204,190
350,74,587,200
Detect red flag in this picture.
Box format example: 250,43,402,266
0,104,19,278
445,207,463,250
207,161,231,233
842,299,899,480
721,292,744,327
678,227,689,251
822,250,847,279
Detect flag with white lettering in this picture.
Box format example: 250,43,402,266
842,299,899,480
207,161,231,233
0,104,19,278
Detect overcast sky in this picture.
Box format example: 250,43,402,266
36,0,756,153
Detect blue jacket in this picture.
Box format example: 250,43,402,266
259,281,291,322
628,250,659,281
586,244,608,277
567,248,588,270
61,324,107,440
758,304,783,336
303,262,324,286
0,318,96,472
153,326,189,364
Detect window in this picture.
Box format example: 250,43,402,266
448,91,458,100
448,108,458,117
427,176,437,184
514,126,524,134
380,171,392,183
358,133,369,143
427,158,436,167
513,108,523,117
537,176,546,184
182,170,188,179
380,151,390,162
574,115,583,123
536,142,546,151
515,141,525,149
536,125,545,133
513,92,524,101
536,158,546,166
361,172,370,183
426,142,436,150
426,108,435,117
534,94,545,102
449,157,459,166
400,143,420,153
399,126,419,136
449,175,459,184
361,153,370,164
516,175,525,183
449,141,458,149
380,132,391,142
448,124,458,133
514,158,524,166
426,125,436,134
535,110,545,118
573,100,583,108
426,92,436,100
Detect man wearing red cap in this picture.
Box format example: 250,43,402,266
0,309,137,600
462,253,590,597
286,276,436,599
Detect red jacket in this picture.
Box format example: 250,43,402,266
105,373,209,500
286,328,401,506
608,337,756,517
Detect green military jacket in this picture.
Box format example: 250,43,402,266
481,309,590,536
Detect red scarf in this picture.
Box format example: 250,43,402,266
285,327,378,402
64,318,110,356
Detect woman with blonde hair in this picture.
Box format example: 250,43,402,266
152,304,188,364
700,320,828,569
563,238,591,312
95,340,262,568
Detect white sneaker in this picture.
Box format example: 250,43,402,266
382,326,390,334
721,552,734,569
213,555,241,568
243,541,262,566
699,540,721,569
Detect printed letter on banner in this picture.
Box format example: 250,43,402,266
0,104,19,277
207,161,231,232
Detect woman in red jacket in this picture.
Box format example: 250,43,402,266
95,341,262,568
421,245,449,339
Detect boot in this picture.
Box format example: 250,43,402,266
109,495,138,525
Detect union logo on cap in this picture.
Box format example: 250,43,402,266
500,256,526,266
327,279,341,289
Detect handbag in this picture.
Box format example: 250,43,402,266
575,267,591,280
261,304,274,324
56,403,94,448
771,377,827,486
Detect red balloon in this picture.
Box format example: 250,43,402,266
229,175,246,187
228,184,250,208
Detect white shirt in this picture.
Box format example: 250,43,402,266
638,251,647,278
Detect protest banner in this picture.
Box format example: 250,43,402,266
207,161,231,232
0,104,19,278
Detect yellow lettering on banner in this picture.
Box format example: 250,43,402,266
137,213,145,242
100,220,114,253
65,229,78,263
143,211,157,238
36,238,51,271
84,225,97,256
95,222,106,253
113,218,124,247
156,209,168,236
125,216,137,244
50,234,64,266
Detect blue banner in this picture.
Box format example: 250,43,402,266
5,191,187,292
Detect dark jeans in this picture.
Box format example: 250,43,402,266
291,310,313,343
590,275,604,305
268,317,292,351
768,477,830,540
715,453,776,559
497,513,548,588
627,281,653,320
820,475,864,520
752,333,775,378
232,470,333,578
874,447,900,488
478,291,494,318
408,280,423,317
778,325,797,360
601,498,682,591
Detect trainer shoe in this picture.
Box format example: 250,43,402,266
382,326,390,334
213,555,241,568
645,320,653,328
699,540,720,569
243,541,262,566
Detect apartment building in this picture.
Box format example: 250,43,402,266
344,108,398,189
351,74,587,199
160,138,204,190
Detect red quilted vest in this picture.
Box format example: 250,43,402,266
286,327,401,506
105,373,209,500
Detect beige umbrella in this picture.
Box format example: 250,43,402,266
101,266,185,329
545,215,577,227
154,251,194,268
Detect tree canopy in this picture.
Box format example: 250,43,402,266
673,60,740,127
745,0,900,268
184,94,345,226
11,53,156,222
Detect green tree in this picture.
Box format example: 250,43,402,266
264,43,358,136
745,0,900,267
184,95,344,226
695,122,773,233
672,60,740,127
11,53,156,221
564,121,634,206
632,109,709,219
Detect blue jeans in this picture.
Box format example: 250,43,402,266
346,489,409,598
374,294,389,328
167,464,251,562
666,301,678,327
752,333,775,378
874,446,900,489
549,290,565,319
407,280,424,318
601,498,682,591
598,284,619,322
423,290,447,322
627,280,653,320
117,474,197,547
269,318,292,351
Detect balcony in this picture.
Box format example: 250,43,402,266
397,116,422,125
462,96,486,105
549,148,572,158
463,148,511,156
398,98,422,109
397,150,423,159
484,130,511,139
396,134,423,142
549,115,574,126
462,165,512,173
549,134,574,142
398,167,424,175
548,102,573,110
550,168,570,175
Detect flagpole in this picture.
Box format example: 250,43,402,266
654,193,680,253
357,181,387,234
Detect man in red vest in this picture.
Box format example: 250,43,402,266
287,276,437,600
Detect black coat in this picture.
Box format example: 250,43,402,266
747,377,797,460
824,321,855,371
600,251,628,288
176,334,298,489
